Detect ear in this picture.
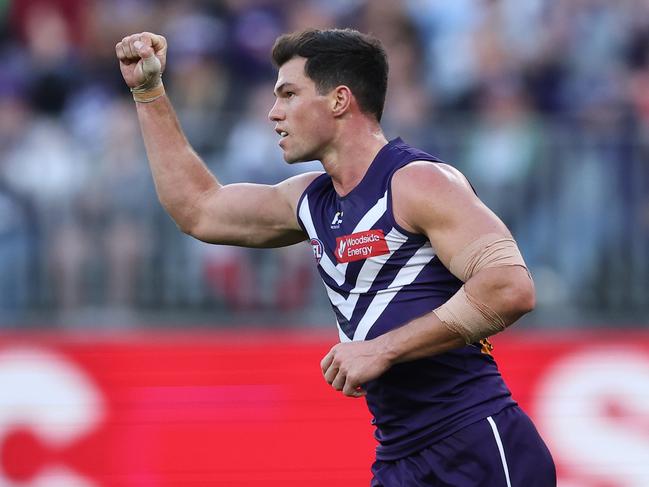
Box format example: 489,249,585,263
330,85,352,117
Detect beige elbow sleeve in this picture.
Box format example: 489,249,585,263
433,286,506,344
434,233,529,344
449,233,529,282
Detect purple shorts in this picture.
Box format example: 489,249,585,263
371,406,556,487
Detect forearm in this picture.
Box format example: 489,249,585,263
378,311,466,365
135,95,219,231
464,266,534,326
378,267,533,365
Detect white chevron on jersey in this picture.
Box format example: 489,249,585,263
299,190,437,343
352,243,436,341
300,189,437,341
298,191,389,286
330,228,409,343
354,191,389,233
325,227,407,320
338,326,352,342
299,194,347,285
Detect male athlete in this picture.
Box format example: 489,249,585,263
116,28,556,486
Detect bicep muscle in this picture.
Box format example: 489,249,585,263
188,172,321,248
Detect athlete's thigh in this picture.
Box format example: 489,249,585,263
489,405,556,486
371,414,514,486
371,406,556,487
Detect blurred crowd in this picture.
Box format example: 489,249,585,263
0,0,648,326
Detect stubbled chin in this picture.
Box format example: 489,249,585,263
281,149,308,164
283,152,300,164
279,140,318,164
280,141,299,163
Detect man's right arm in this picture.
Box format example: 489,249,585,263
117,32,318,248
136,95,318,247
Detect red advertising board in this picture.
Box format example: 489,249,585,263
0,329,647,486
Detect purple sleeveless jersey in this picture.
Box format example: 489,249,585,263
296,138,516,460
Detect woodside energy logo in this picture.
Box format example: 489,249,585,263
335,230,389,263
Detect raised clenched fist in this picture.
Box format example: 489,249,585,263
115,32,167,101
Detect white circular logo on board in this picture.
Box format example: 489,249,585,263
535,347,649,487
0,346,104,486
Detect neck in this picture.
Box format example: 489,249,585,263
320,121,389,197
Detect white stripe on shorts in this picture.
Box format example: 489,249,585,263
487,416,512,487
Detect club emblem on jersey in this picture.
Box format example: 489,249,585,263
310,238,324,263
335,229,389,263
330,211,344,229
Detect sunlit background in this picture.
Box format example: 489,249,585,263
0,1,647,486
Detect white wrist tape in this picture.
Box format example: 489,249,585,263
130,55,164,103
131,81,165,103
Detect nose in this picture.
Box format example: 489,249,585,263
268,98,284,122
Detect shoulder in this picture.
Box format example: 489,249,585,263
391,160,478,234
276,171,325,210
392,160,474,205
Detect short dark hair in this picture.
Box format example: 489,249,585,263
271,29,389,122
